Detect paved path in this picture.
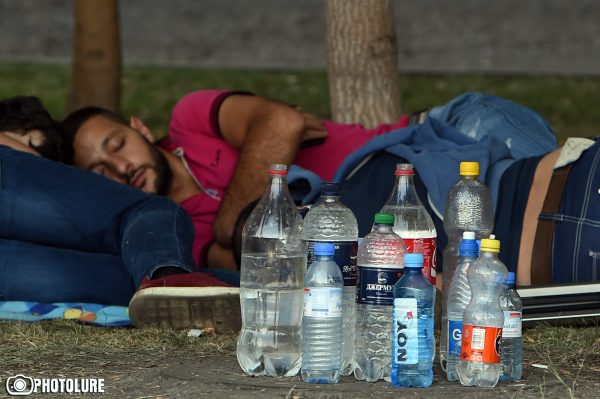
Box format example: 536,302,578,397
1,0,600,74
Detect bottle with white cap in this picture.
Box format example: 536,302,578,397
499,271,523,382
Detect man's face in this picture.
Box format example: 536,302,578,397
73,116,172,196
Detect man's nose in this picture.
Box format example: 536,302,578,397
110,156,132,177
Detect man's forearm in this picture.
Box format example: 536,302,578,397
212,107,306,248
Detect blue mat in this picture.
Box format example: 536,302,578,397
0,301,131,327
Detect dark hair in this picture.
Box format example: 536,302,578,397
0,96,68,162
61,107,128,164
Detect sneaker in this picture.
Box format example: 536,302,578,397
128,273,241,333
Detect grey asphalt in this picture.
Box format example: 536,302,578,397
1,0,600,74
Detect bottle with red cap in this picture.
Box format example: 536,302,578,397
237,164,306,377
381,163,437,286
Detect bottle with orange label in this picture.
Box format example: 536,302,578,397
457,235,507,387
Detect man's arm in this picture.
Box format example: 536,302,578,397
212,94,324,248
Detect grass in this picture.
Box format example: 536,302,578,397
1,63,600,143
0,320,598,398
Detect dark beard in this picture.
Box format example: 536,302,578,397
149,144,173,196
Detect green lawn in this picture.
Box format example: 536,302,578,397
1,63,599,142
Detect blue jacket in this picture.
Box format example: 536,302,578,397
288,117,515,217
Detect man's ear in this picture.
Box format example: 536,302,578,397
130,116,156,143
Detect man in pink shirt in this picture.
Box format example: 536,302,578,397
63,89,409,271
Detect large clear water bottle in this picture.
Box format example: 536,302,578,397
391,253,435,388
500,272,523,382
301,182,358,376
237,164,306,377
381,163,437,286
301,242,344,384
446,231,479,381
354,212,406,382
440,161,493,371
458,236,507,388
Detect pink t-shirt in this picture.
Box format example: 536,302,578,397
164,90,409,267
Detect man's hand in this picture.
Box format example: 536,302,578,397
301,112,328,142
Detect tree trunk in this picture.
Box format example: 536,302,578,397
68,0,121,112
326,0,401,127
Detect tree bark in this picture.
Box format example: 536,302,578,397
326,0,401,127
68,0,121,112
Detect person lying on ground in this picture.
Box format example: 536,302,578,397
0,96,241,332
61,90,576,289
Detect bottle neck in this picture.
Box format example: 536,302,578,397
386,174,421,206
266,174,288,199
373,223,394,233
320,194,341,205
461,175,480,182
315,254,334,261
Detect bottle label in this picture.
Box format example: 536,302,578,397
448,319,463,356
403,237,437,285
356,265,403,305
303,287,343,318
307,240,358,286
502,311,522,338
460,324,502,363
393,298,418,365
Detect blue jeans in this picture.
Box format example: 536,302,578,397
0,146,201,306
428,92,559,159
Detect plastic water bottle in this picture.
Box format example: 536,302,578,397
440,161,493,371
381,163,437,286
446,231,479,381
301,242,344,383
302,182,358,376
237,164,306,377
354,213,407,382
500,272,523,382
391,253,435,388
458,236,507,387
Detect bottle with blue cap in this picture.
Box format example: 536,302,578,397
500,271,523,381
391,253,435,388
445,231,479,381
301,242,344,383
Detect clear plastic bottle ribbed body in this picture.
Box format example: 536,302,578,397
354,213,406,383
441,161,493,371
391,253,435,388
499,272,523,382
237,164,306,377
458,237,507,388
446,231,479,381
301,243,344,384
381,164,437,286
302,182,358,376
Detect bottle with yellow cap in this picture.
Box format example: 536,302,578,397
440,161,493,371
457,235,508,388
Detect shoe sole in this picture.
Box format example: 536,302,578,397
128,286,241,333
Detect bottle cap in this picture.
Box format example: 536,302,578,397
404,253,424,268
480,234,500,253
269,164,288,175
320,182,340,196
314,242,335,256
459,161,480,176
459,234,479,256
462,231,476,240
395,163,415,175
506,272,516,285
374,212,394,225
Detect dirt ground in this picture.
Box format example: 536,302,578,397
88,350,600,399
